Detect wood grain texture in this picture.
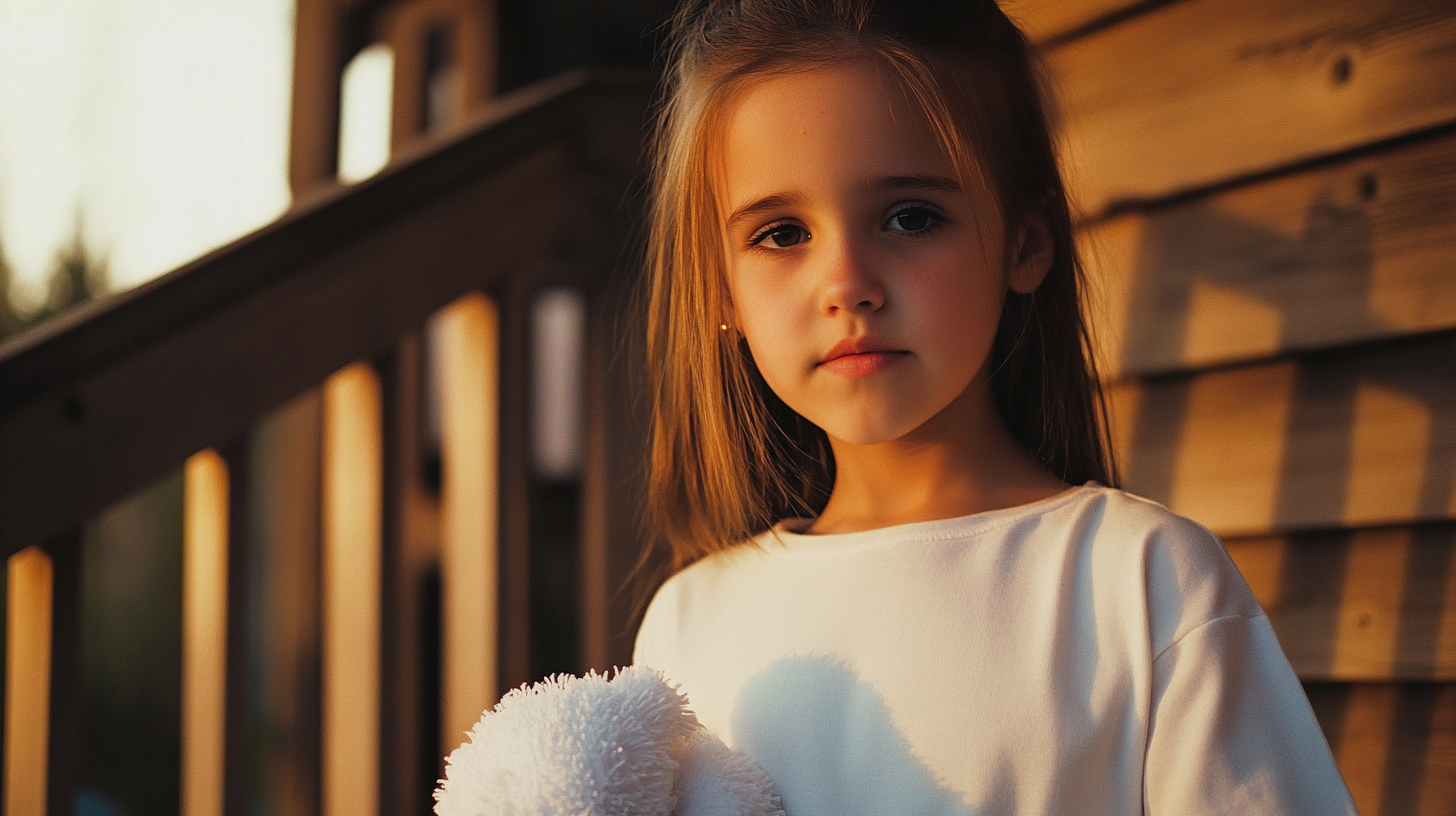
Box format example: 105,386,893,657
1085,131,1456,379
1225,525,1456,681
999,0,1143,42
1306,682,1456,816
1052,0,1456,216
1109,334,1456,536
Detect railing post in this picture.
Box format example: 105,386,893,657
182,449,230,816
496,284,532,694
45,529,81,816
434,294,500,756
376,334,436,816
4,546,52,816
321,362,383,816
220,440,253,816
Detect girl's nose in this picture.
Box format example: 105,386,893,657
817,237,885,315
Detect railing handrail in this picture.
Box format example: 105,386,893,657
0,68,647,409
0,69,652,558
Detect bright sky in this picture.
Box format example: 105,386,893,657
0,0,297,311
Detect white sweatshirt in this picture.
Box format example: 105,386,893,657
634,485,1357,816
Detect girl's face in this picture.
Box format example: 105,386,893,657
717,60,1041,447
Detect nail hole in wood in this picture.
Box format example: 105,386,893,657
1359,173,1378,202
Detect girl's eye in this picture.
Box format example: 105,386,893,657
751,223,809,249
886,207,940,234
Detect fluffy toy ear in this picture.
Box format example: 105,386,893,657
672,729,786,816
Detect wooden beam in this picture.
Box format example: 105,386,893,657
249,390,324,816
999,0,1148,43
1085,129,1456,379
376,335,438,816
1226,524,1456,681
432,293,500,760
4,546,51,816
181,450,230,816
0,77,649,562
495,284,533,695
1306,682,1456,816
1052,0,1456,216
1109,333,1456,536
321,363,382,816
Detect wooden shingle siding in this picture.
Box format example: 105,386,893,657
1052,0,1456,216
1036,0,1456,810
1226,526,1456,681
1107,334,1456,536
1307,682,1456,816
1001,0,1148,42
1086,130,1456,379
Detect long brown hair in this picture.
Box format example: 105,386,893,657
642,0,1115,575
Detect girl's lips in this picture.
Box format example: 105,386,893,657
819,350,909,376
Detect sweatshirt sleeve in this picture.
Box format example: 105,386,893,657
1145,613,1358,815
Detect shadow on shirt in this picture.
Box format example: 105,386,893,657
729,654,980,816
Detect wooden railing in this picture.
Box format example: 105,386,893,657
0,70,650,816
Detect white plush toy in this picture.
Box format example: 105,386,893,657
434,666,786,816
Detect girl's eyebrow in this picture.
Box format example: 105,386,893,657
873,174,962,194
726,192,804,231
725,174,961,231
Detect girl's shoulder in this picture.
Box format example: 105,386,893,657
1074,485,1266,654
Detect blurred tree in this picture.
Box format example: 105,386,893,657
41,220,109,318
0,235,23,339
0,217,110,342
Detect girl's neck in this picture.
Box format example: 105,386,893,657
806,382,1069,535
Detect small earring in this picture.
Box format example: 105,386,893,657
719,322,730,332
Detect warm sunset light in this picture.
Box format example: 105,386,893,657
0,0,295,305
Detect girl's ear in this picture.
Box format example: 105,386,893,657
1008,218,1054,295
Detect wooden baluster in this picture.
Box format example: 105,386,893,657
322,363,383,816
2,546,51,816
220,440,253,816
579,282,650,673
45,530,81,816
496,285,532,694
4,533,80,816
377,334,437,815
183,450,230,816
249,390,325,816
433,294,500,756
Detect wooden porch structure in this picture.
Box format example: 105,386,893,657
2,0,1456,813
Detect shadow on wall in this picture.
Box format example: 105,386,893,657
729,654,977,816
1108,149,1456,815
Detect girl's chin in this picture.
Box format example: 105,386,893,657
818,414,933,449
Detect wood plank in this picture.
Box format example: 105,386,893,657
1052,0,1456,216
1109,333,1456,536
998,0,1145,43
433,294,499,757
580,270,652,673
4,547,52,816
1306,682,1456,816
247,390,324,816
1085,131,1456,379
0,75,648,562
1225,525,1456,681
43,531,80,816
376,335,439,816
321,363,382,816
181,450,229,816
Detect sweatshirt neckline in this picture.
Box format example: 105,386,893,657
766,483,1097,551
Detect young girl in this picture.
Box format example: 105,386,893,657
632,0,1357,813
